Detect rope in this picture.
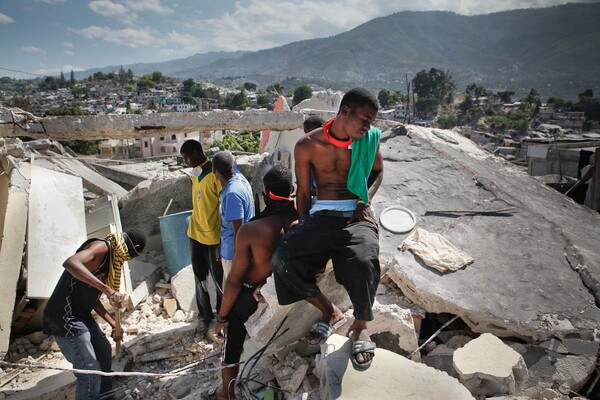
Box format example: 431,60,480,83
0,357,243,378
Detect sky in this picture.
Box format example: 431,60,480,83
0,0,598,78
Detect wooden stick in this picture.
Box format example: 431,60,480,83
115,309,122,362
410,315,459,357
162,198,174,216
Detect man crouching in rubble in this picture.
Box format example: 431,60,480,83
43,229,146,400
209,165,297,400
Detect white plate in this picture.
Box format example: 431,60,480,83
379,206,416,234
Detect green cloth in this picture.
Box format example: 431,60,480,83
347,126,381,203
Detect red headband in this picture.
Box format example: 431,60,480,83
268,191,293,202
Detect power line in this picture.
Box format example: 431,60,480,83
0,67,46,77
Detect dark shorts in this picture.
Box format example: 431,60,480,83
272,214,380,321
223,284,259,364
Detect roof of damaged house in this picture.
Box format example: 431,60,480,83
380,125,600,342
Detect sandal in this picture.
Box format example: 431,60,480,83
307,317,346,345
350,339,376,370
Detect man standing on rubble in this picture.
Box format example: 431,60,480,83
210,165,297,400
181,139,224,335
212,151,255,285
43,229,146,400
273,87,383,370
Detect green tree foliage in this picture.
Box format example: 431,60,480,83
211,132,259,153
293,85,313,106
243,82,257,91
412,68,455,115
378,89,391,108
10,97,33,113
45,107,90,116
257,95,273,110
227,90,249,110
59,140,100,155
266,83,285,95
465,83,490,98
496,90,515,103
437,113,458,129
70,69,76,84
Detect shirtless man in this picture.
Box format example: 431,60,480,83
273,87,383,370
210,165,297,400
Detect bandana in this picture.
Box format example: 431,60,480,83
105,232,134,292
323,118,352,148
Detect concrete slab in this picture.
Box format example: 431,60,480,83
383,126,600,341
27,165,87,299
127,259,162,307
315,333,474,400
0,158,30,359
171,265,197,313
453,333,528,397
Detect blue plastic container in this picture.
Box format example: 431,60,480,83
159,210,192,277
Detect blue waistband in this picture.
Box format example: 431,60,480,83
310,199,358,215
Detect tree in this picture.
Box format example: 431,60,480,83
437,113,457,129
412,68,455,115
229,90,249,110
266,83,285,95
243,82,257,91
496,90,515,103
378,89,391,108
465,83,489,99
70,69,76,84
293,85,312,106
388,90,406,105
578,89,594,104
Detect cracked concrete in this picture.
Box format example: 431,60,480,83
382,126,600,342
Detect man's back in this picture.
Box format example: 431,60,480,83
236,212,296,285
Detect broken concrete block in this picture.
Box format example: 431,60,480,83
273,352,309,394
453,333,528,397
369,300,419,360
539,338,569,354
422,343,459,379
523,344,595,392
246,264,351,349
127,259,162,307
560,338,599,356
164,298,178,318
172,310,186,323
315,334,474,400
170,265,197,313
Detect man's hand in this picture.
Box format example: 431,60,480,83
108,291,127,309
215,321,228,340
253,285,266,303
349,202,378,230
111,326,123,342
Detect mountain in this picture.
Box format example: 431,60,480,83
78,3,600,99
74,50,249,80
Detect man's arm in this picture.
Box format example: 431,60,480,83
215,226,252,337
63,241,114,297
294,138,313,217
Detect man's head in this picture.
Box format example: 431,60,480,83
263,165,293,198
123,228,146,257
303,115,325,134
212,150,235,182
180,139,206,168
337,87,379,140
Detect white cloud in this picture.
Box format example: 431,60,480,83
74,25,156,47
64,50,74,55
125,0,173,15
89,0,137,24
21,46,46,54
0,12,15,24
35,65,83,76
36,0,67,3
63,42,74,48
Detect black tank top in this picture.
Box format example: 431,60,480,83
43,238,109,337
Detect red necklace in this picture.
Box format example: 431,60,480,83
323,118,352,148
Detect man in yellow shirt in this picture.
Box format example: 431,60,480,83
181,139,223,334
